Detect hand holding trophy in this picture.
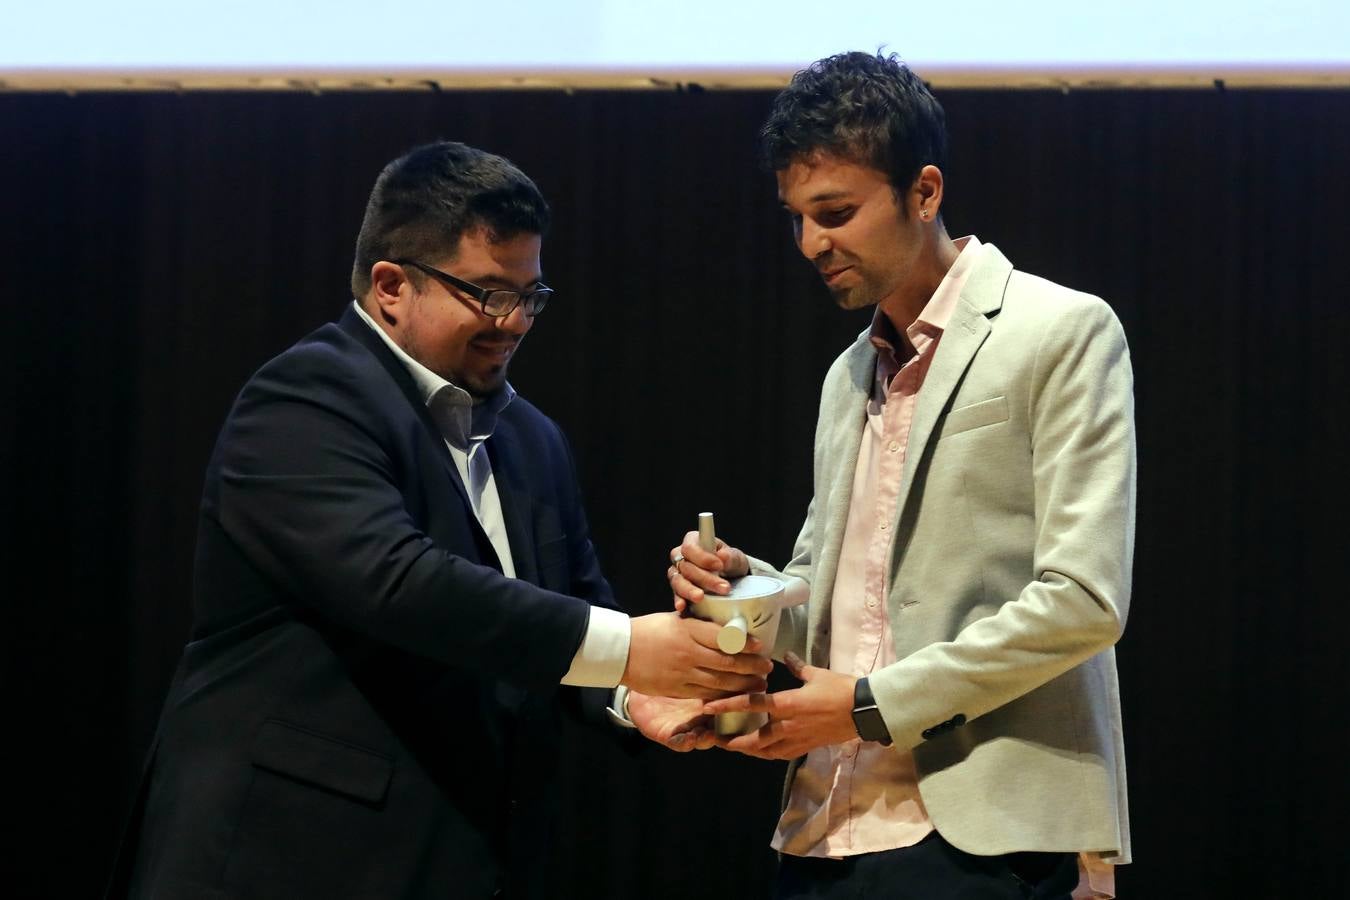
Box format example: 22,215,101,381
672,513,786,736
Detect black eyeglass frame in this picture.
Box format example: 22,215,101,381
394,259,553,318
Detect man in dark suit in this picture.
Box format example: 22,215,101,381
112,141,770,899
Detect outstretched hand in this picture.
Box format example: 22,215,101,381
627,691,716,752
704,652,860,760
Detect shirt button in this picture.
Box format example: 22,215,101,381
879,521,889,531
887,440,901,453
867,598,878,608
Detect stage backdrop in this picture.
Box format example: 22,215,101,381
4,86,1348,897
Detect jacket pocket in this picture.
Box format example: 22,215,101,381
250,718,393,805
938,395,1009,440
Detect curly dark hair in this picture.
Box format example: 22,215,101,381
351,142,550,298
760,51,947,195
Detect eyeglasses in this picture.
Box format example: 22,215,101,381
396,259,553,318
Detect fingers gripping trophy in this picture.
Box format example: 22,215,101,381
679,512,787,736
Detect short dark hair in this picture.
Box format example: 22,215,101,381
350,141,550,297
760,51,947,194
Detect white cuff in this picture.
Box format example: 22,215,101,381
560,606,631,688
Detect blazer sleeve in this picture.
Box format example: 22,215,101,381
870,295,1136,750
746,496,815,661
208,350,593,689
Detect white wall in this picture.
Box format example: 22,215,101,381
3,0,1344,81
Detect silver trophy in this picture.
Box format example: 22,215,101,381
684,512,786,736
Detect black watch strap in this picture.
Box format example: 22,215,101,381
852,676,893,746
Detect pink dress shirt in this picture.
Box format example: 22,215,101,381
770,237,1113,898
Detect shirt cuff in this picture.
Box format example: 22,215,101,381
560,606,631,688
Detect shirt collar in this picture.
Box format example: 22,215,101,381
351,300,515,447
868,235,983,360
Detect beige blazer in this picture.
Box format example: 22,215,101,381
752,244,1135,863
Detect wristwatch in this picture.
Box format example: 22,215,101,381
605,685,638,730
852,677,893,745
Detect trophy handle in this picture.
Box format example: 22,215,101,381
717,615,749,653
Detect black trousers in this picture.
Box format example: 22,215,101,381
776,832,1079,900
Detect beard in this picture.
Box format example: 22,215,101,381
460,331,520,399
829,284,875,311
825,268,885,311
401,322,515,400
460,363,509,400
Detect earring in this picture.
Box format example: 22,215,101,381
920,209,930,219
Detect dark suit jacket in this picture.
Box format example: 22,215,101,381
115,305,619,899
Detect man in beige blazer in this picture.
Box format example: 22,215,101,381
637,52,1134,899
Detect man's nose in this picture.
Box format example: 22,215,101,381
799,220,832,259
496,303,533,335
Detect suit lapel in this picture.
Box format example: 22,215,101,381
484,414,540,586
337,306,475,512
890,246,1012,527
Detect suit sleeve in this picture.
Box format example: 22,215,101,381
870,296,1136,750
746,496,815,661
209,355,592,689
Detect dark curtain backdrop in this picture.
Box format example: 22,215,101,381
4,86,1348,898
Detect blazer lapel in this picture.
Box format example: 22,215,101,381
484,414,540,587
337,306,475,512
890,245,1012,527
808,333,875,665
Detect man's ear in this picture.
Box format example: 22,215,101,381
912,164,945,221
366,261,414,325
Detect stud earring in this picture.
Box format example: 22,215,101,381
920,209,930,219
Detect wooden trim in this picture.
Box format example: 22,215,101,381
4,65,1350,92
